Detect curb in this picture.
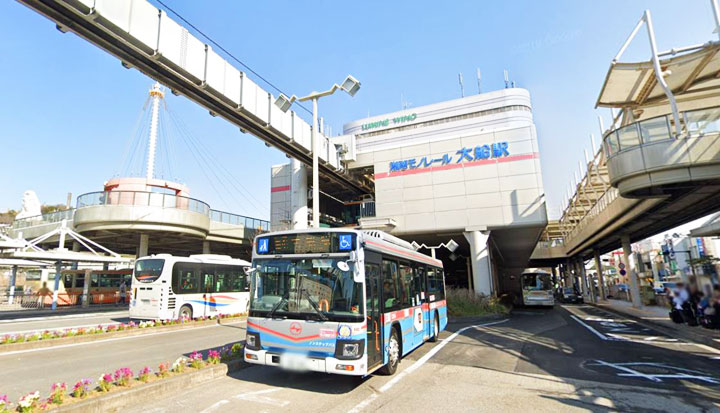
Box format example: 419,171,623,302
589,303,720,350
0,306,128,321
55,359,248,412
0,317,246,353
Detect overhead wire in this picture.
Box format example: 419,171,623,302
155,0,313,117
117,100,150,176
165,105,268,216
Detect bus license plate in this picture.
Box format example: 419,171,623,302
279,353,310,372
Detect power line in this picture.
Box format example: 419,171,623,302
155,0,313,116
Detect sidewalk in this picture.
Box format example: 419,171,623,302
592,298,720,350
0,304,128,321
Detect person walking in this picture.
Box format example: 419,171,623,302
36,282,51,309
118,280,127,306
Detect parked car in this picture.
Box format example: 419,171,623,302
560,288,583,304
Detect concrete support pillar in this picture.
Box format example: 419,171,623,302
71,242,80,270
621,235,642,308
564,260,572,287
551,266,558,287
202,241,211,254
138,234,149,258
82,269,91,308
8,265,17,305
52,261,62,311
464,231,492,296
594,249,605,301
290,158,308,230
578,259,588,299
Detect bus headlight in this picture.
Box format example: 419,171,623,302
334,339,364,360
246,333,260,350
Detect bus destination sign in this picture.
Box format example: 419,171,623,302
256,233,355,255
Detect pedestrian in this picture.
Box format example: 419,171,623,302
36,282,50,309
118,280,127,306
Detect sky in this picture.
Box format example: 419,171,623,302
1,1,718,222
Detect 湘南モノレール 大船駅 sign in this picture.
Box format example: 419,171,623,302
389,142,510,173
361,113,417,131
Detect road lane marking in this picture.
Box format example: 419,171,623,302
231,389,288,407
199,399,229,413
348,319,509,413
0,320,246,356
570,315,609,340
588,360,720,384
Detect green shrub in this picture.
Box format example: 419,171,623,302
446,288,509,317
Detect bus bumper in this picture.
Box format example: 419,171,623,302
524,298,554,306
244,348,366,376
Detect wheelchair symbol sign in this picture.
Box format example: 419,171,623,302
338,234,353,251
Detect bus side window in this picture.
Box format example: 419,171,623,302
174,263,199,294
398,263,413,309
381,260,400,311
435,269,445,300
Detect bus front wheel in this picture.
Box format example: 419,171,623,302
178,305,193,320
379,328,400,375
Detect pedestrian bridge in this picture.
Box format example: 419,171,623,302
532,36,720,265
17,0,373,199
9,191,269,256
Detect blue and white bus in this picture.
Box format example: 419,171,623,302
244,229,447,376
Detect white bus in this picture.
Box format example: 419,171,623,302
129,254,251,320
244,229,447,376
521,269,554,307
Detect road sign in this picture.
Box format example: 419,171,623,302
620,269,627,276
618,263,625,270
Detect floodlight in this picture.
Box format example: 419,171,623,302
274,93,294,113
445,239,459,253
341,75,361,97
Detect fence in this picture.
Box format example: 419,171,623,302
0,291,127,311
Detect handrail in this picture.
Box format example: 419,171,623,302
209,209,269,231
603,105,720,157
76,191,211,216
11,209,75,229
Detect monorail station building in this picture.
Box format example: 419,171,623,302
270,87,547,298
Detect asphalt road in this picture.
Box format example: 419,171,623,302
136,305,720,412
0,319,245,397
0,311,130,335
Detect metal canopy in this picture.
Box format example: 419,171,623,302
5,250,131,264
596,42,720,117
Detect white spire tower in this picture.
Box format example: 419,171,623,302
146,82,164,180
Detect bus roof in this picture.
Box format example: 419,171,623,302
141,254,250,266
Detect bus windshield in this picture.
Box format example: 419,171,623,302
250,258,363,322
522,273,551,291
134,259,165,283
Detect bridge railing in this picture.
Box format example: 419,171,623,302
11,209,75,230
209,210,269,232
76,191,211,216
603,105,720,157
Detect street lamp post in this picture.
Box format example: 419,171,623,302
274,75,361,228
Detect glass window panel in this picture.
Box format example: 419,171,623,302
686,107,720,135
606,132,620,155
616,124,640,149
639,116,671,143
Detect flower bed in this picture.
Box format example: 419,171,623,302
0,343,245,412
0,313,245,347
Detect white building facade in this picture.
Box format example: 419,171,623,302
270,88,547,298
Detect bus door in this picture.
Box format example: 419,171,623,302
364,255,383,370
413,266,428,344
202,266,217,316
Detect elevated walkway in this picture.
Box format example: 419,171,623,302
532,15,720,266
18,0,372,199
9,191,269,256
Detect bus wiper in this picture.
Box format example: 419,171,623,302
267,294,289,319
301,288,328,321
